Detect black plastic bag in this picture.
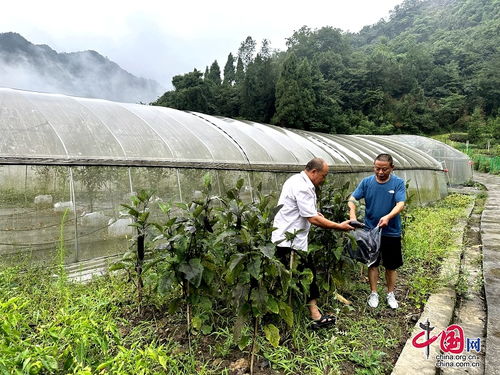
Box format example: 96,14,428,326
345,226,382,267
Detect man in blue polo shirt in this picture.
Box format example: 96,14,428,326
347,153,406,309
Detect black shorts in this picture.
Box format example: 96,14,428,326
371,235,403,270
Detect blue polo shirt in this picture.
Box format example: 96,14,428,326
352,174,406,237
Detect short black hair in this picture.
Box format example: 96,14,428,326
305,157,326,171
375,153,394,167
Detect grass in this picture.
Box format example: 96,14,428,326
401,193,473,308
0,193,473,374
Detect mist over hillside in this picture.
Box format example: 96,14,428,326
0,32,165,103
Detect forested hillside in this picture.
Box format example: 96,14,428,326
154,0,499,138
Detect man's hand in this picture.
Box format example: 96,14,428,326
337,220,354,231
378,216,390,227
378,202,404,228
307,216,354,231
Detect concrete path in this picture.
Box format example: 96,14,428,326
392,172,500,375
474,172,500,375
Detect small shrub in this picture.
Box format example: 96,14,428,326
448,133,468,143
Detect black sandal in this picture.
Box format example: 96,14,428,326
311,314,337,330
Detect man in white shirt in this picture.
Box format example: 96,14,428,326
272,157,353,329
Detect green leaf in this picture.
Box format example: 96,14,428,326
158,355,168,370
300,268,314,291
236,178,244,190
263,324,280,348
139,211,150,222
175,202,189,211
193,205,203,218
191,315,202,330
198,296,213,311
96,359,114,371
203,173,212,189
248,257,262,280
231,284,249,304
267,297,279,314
238,334,251,350
158,272,175,295
240,228,252,245
334,245,343,261
109,262,126,271
41,356,58,370
226,190,236,200
179,258,204,288
251,286,268,316
201,324,212,335
233,314,247,343
278,301,294,327
168,297,182,314
202,268,215,286
214,230,236,245
321,280,330,292
158,202,171,213
228,253,245,273
259,244,275,258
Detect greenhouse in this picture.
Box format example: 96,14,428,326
0,87,454,265
385,134,473,185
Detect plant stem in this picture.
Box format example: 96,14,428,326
136,232,145,314
250,316,259,375
289,250,294,306
186,282,192,351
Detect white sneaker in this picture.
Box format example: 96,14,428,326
387,292,399,309
367,292,379,308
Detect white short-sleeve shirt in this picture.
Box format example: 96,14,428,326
271,171,318,252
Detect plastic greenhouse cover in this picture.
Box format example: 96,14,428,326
357,135,443,169
0,88,445,173
387,135,471,160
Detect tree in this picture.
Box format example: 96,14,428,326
235,57,245,85
272,53,315,129
238,36,257,68
206,60,222,85
240,54,276,123
476,53,500,116
436,93,466,130
259,39,272,59
467,106,486,144
223,53,236,86
156,69,215,114
286,26,348,60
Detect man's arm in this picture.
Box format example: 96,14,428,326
378,201,405,228
347,196,358,221
307,215,353,231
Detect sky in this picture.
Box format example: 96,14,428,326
1,0,404,90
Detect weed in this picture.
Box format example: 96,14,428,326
456,268,470,298
349,350,387,375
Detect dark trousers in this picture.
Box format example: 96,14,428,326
275,246,320,301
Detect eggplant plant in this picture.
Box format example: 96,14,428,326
110,190,154,312
216,180,295,374
153,174,220,338
309,181,354,297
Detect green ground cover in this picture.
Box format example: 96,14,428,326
0,192,473,374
